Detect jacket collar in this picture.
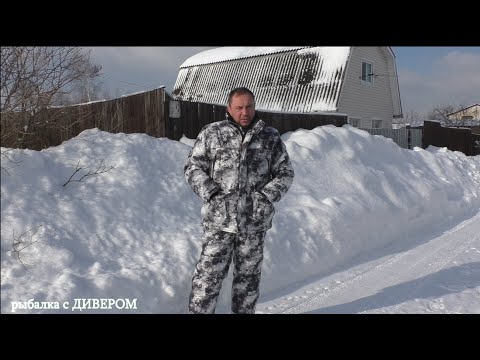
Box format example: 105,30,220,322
226,112,263,135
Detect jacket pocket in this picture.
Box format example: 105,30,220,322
201,193,228,230
252,191,275,228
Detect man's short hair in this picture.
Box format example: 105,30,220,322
228,87,255,106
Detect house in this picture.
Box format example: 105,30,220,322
172,47,403,129
447,104,480,122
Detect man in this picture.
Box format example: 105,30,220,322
184,87,294,314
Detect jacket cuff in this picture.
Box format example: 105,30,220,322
259,189,275,203
203,183,221,202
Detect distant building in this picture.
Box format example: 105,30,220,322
172,47,402,129
447,104,480,122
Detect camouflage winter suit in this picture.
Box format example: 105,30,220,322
185,115,294,313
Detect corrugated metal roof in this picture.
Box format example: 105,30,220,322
173,47,351,113
180,47,308,67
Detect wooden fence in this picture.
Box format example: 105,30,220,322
2,88,478,157
423,121,480,156
168,100,347,141
1,88,168,150
1,88,346,150
360,127,423,150
360,123,480,155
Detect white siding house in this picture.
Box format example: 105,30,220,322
337,47,402,129
172,47,402,129
447,104,480,121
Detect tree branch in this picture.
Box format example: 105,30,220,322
62,158,115,187
12,225,45,269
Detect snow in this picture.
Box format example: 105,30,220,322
1,124,479,314
180,47,307,67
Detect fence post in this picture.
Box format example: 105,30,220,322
169,100,181,140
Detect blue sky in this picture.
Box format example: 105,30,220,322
89,47,480,116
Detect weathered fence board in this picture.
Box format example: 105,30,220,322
423,121,478,156
360,128,423,149
3,88,476,156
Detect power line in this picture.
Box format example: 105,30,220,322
98,74,156,89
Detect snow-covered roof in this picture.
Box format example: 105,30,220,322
180,47,308,67
173,47,351,113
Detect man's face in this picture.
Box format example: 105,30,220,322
227,93,256,128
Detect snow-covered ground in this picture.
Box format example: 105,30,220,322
1,125,479,313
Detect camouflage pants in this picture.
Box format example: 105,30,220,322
188,230,266,314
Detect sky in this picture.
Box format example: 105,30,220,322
1,125,479,314
89,46,480,117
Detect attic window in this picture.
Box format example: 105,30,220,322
361,61,374,84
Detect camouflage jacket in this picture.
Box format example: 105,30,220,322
185,117,294,233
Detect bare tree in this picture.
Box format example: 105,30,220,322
428,103,470,128
408,110,426,127
394,110,425,128
1,47,102,149
99,87,113,101
66,59,104,104
0,148,22,176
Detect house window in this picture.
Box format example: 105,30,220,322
348,117,361,128
461,115,473,120
372,119,382,128
361,61,374,84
